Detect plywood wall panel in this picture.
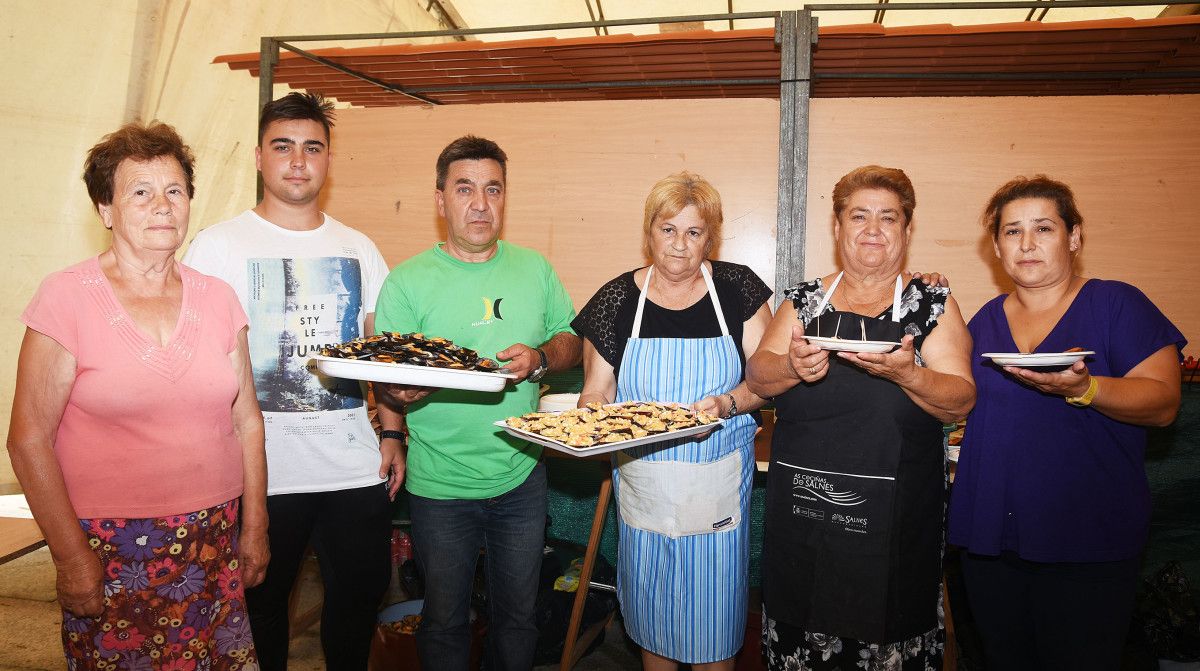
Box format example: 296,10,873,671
804,95,1200,350
324,94,1199,351
322,99,781,310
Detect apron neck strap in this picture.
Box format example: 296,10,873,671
814,271,905,323
890,274,904,323
631,263,729,338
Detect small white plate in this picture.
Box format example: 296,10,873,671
982,351,1094,368
946,446,960,463
494,417,723,458
312,355,517,393
805,336,901,353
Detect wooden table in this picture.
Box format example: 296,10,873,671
0,516,46,565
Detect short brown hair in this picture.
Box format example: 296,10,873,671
982,175,1083,239
82,122,195,210
436,135,508,190
258,92,336,144
642,171,724,257
832,165,916,223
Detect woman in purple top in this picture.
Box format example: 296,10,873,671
948,175,1185,671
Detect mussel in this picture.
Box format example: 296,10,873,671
319,332,501,372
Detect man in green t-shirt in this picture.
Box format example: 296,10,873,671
376,135,581,670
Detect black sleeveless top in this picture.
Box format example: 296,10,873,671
572,260,771,376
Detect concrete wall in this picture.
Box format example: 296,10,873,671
0,0,444,486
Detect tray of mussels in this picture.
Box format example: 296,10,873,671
497,401,722,457
311,332,517,393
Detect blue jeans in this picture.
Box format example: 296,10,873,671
409,462,547,671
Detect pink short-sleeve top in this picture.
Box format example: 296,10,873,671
20,256,249,519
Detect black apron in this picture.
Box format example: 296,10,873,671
763,276,945,644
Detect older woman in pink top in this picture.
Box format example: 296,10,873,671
7,122,268,668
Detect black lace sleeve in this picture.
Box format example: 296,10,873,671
571,272,636,369
711,261,773,320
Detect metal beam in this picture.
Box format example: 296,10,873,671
815,70,1200,80
256,36,278,202
1158,1,1200,13
267,11,781,42
806,0,1190,9
425,0,467,41
774,10,816,304
584,0,602,36
596,0,609,35
405,77,780,94
276,42,442,105
262,1,1196,43
873,0,890,25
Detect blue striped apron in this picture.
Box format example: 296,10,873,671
613,263,756,663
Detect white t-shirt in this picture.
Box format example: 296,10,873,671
183,210,389,495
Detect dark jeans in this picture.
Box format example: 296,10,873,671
246,483,392,671
960,550,1141,671
409,462,548,671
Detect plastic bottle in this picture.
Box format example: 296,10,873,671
384,529,411,604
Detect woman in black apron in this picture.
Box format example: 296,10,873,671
747,166,975,670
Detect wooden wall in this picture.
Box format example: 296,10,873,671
321,95,1200,349
322,99,781,312
803,95,1200,349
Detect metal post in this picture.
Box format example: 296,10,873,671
774,10,815,303
256,36,279,202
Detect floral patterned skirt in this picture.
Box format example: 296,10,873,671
61,499,258,670
762,590,945,671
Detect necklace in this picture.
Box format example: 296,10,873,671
841,289,891,316
650,269,705,308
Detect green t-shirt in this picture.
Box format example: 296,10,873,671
375,241,577,499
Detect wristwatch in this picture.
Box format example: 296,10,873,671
1065,376,1099,407
528,348,549,383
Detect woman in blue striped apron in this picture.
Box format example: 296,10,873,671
748,165,974,671
572,172,773,670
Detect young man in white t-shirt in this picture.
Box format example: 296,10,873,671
184,92,404,670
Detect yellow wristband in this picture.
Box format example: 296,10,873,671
1065,376,1099,407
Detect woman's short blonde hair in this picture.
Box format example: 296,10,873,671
642,171,724,257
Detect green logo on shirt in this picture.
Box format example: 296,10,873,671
481,297,505,322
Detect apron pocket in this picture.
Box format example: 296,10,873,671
764,458,900,640
617,449,743,539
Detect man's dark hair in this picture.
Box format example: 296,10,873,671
258,92,336,144
435,135,508,190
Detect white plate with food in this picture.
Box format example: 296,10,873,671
981,351,1094,368
496,402,723,458
312,355,517,392
805,336,901,353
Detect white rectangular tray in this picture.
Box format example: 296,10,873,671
312,355,517,393
494,417,722,458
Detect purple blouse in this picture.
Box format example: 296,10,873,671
948,280,1186,562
